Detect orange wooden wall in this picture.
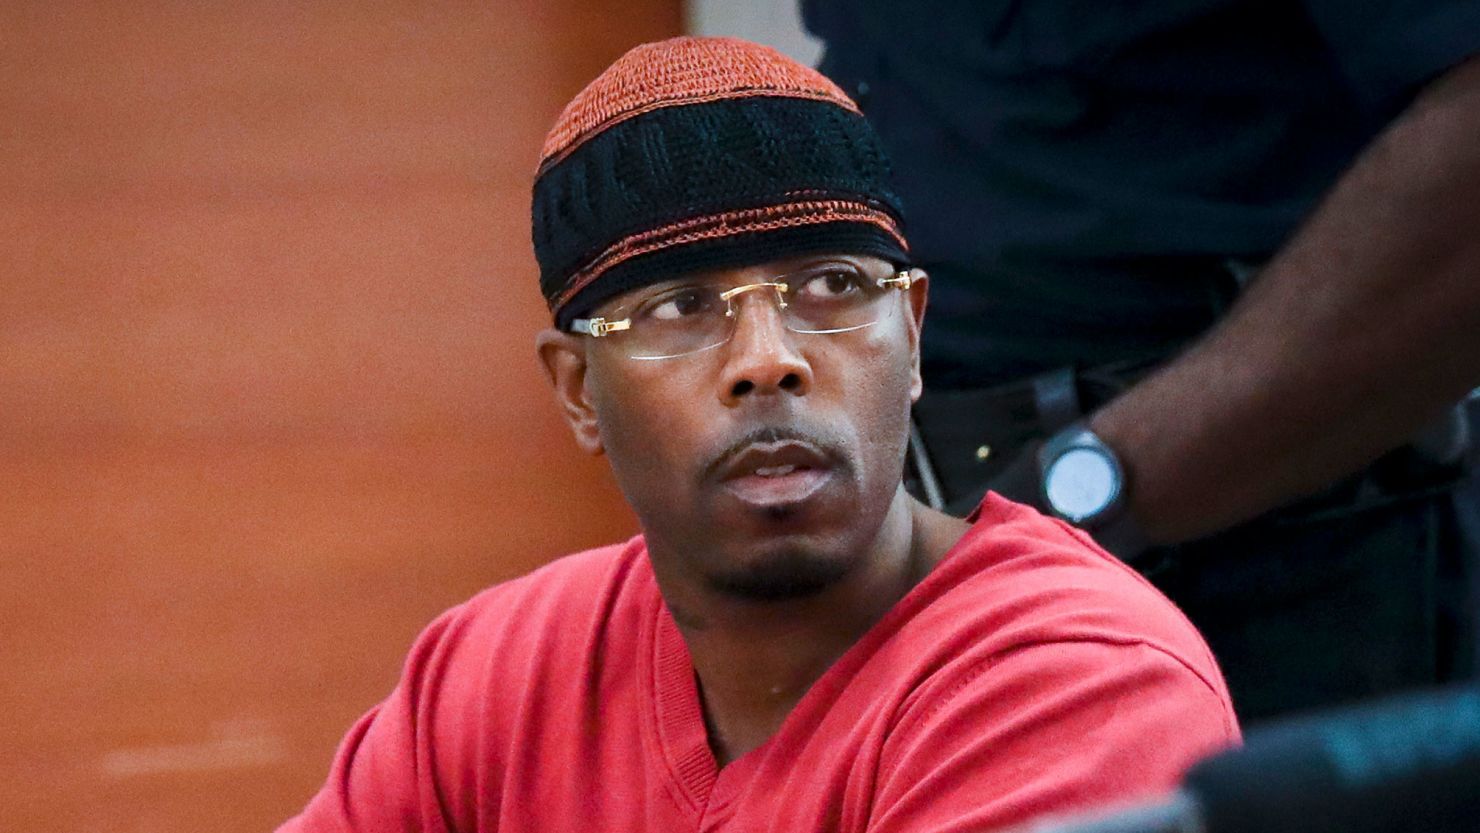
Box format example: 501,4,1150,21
0,2,680,829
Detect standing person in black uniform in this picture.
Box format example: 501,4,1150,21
804,1,1480,722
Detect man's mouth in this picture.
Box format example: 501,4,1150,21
753,464,800,477
714,439,835,508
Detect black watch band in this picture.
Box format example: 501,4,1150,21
1036,421,1152,560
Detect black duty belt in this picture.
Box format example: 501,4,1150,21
908,359,1168,516
907,364,1473,522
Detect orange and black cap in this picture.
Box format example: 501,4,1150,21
531,36,909,329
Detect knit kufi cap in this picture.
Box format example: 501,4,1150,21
532,36,909,329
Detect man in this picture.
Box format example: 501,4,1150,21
281,37,1237,832
804,0,1480,722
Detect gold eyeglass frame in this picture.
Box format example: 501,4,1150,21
571,269,918,341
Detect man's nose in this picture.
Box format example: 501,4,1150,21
716,290,813,404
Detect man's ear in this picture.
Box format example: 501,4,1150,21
904,268,929,402
536,329,604,456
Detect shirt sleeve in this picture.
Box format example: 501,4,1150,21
1299,0,1480,112
867,639,1240,833
276,605,471,833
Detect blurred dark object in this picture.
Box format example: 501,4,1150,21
1024,685,1480,833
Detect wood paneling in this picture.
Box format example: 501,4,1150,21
0,2,680,829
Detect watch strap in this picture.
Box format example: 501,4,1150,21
1031,367,1083,435
1037,420,1154,562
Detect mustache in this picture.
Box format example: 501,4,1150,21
701,424,850,481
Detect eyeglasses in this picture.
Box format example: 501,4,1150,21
571,262,918,361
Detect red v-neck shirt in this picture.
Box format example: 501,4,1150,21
282,495,1238,832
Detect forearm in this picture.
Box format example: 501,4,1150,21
1092,56,1480,545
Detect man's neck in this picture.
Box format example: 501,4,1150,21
653,490,971,767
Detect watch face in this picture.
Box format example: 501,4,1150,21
1044,447,1119,522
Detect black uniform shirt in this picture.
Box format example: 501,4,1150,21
805,0,1480,386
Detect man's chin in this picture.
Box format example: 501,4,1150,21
703,548,854,602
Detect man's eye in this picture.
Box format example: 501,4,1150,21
646,288,713,321
797,268,865,299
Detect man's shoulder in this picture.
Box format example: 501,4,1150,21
853,496,1238,827
405,536,653,677
911,494,1226,691
465,535,646,607
451,535,651,635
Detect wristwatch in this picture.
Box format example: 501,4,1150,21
1036,421,1151,559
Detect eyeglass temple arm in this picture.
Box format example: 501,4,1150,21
571,317,632,337
879,270,917,289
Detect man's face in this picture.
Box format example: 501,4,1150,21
539,254,927,601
